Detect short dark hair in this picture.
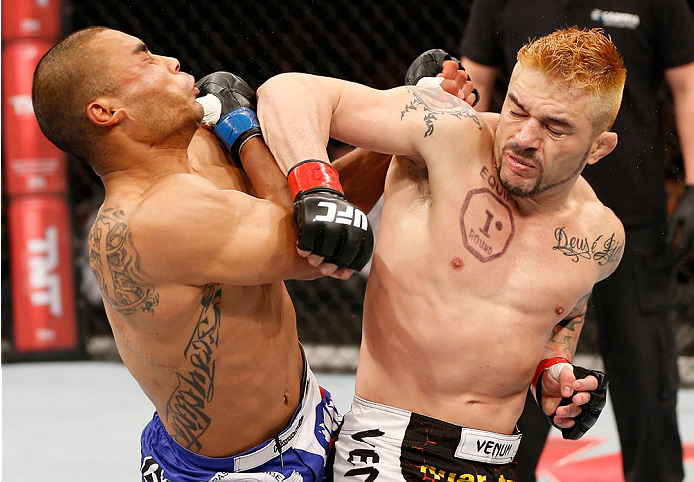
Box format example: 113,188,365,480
32,26,118,164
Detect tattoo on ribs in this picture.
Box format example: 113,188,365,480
401,86,482,137
553,227,623,265
166,284,222,452
88,208,159,315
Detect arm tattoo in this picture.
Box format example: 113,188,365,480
561,291,591,322
546,292,591,358
88,208,159,315
401,86,482,136
166,284,222,452
553,227,624,265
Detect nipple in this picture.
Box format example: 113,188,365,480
555,306,565,315
450,256,464,270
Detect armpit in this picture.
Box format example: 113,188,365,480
395,155,430,199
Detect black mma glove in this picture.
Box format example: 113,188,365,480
531,357,608,440
404,48,479,107
666,185,694,263
288,160,374,271
195,71,262,165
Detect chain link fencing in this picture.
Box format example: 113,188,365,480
2,0,693,382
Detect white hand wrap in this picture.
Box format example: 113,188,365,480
415,76,445,89
195,94,222,126
548,362,573,382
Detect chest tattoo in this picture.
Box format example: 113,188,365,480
459,187,516,262
400,86,482,137
553,227,623,265
166,283,222,451
88,208,159,315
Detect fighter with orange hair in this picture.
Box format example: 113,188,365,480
258,28,626,480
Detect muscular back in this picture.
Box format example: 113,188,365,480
88,129,306,457
356,109,623,434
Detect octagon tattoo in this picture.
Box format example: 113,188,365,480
460,188,515,262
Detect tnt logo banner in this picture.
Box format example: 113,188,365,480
9,196,78,352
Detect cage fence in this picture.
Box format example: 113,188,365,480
2,0,693,383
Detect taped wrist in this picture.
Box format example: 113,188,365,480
214,107,262,161
531,357,572,405
287,160,345,202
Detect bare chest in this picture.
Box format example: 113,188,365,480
380,173,620,318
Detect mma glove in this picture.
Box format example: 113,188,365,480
405,48,479,107
195,71,262,165
288,160,374,271
531,357,608,440
666,185,694,263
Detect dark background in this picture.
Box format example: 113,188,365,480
2,0,693,368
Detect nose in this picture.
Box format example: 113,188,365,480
159,55,180,73
515,118,541,149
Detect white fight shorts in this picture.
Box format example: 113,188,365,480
331,396,520,482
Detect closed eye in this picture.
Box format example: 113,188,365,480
546,126,564,138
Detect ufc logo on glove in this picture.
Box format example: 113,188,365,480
313,202,368,230
288,160,374,271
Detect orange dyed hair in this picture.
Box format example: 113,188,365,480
517,27,626,132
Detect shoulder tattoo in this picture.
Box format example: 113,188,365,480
88,208,159,315
401,86,482,137
552,227,624,265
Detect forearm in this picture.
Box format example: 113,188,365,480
332,147,391,213
666,62,694,185
257,73,335,174
672,87,694,185
238,137,293,208
459,58,499,112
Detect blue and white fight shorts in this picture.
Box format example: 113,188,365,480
140,358,340,482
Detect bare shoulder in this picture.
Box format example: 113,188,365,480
126,173,297,287
399,86,488,141
399,88,496,173
574,177,625,279
130,173,257,253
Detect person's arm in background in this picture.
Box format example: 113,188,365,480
457,59,498,112
458,0,506,112
665,61,694,261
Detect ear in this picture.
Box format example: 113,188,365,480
86,97,128,127
585,131,618,166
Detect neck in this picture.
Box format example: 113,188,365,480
512,182,575,216
99,144,192,188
